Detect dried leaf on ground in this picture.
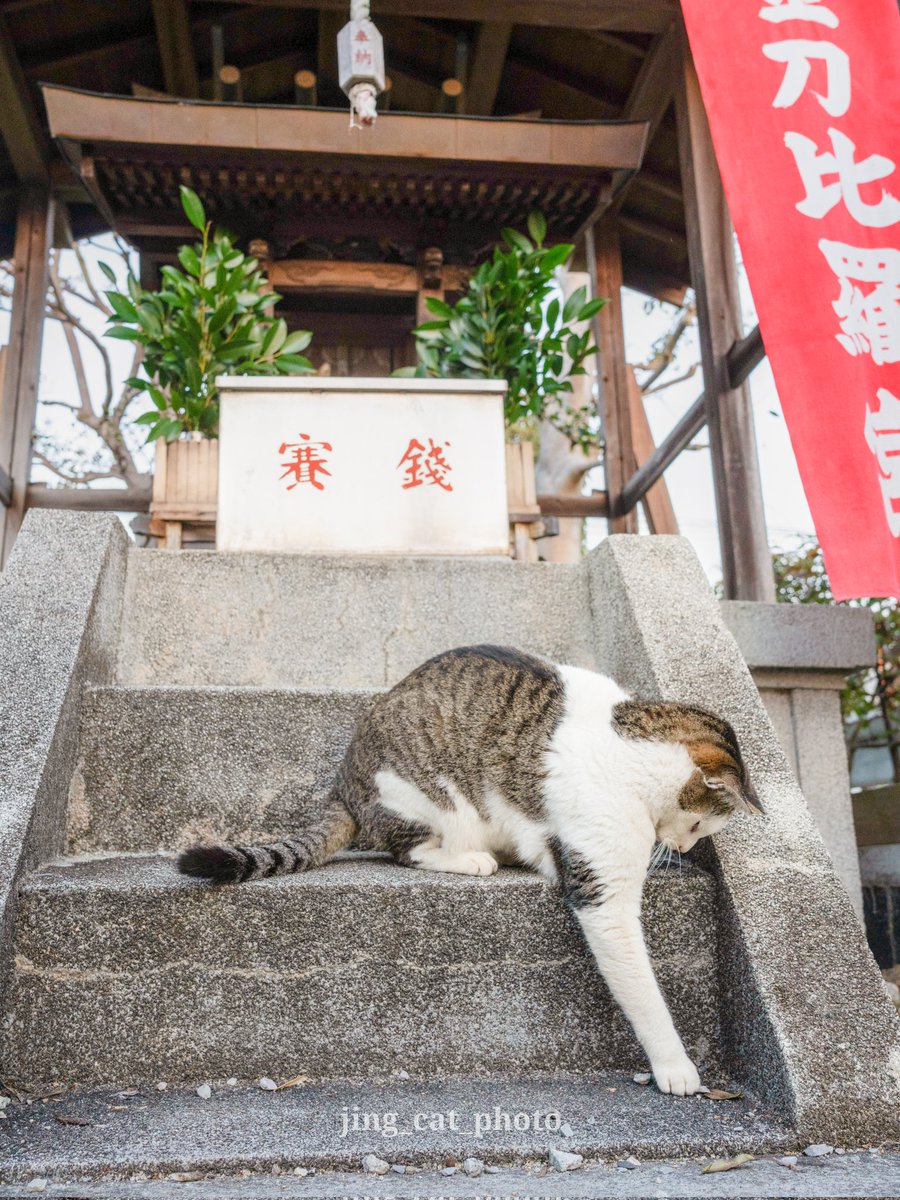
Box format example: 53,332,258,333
275,1075,310,1091
702,1154,754,1174
701,1088,744,1101
54,1115,93,1127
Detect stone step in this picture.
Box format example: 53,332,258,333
70,686,377,854
4,854,722,1089
0,1075,794,1186
116,550,597,687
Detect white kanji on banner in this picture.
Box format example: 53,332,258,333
819,240,900,364
759,0,838,28
763,40,850,116
786,129,900,227
864,388,900,536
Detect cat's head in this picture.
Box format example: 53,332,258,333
612,699,762,854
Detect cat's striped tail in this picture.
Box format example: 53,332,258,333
176,799,358,884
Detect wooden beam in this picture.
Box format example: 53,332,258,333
608,23,679,214
464,23,512,116
150,0,199,98
619,391,705,516
27,483,152,513
675,31,773,601
727,323,765,390
0,187,54,564
191,0,678,32
0,14,49,181
593,221,637,534
537,492,609,517
628,366,679,535
270,259,470,294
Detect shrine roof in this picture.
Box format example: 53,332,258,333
43,85,648,265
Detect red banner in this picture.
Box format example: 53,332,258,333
681,0,900,600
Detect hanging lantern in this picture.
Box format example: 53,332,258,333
338,0,386,128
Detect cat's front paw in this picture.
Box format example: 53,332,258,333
650,1055,703,1097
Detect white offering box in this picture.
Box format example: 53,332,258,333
216,376,509,555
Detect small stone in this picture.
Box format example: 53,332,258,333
463,1157,484,1177
239,1169,252,1178
259,1077,277,1091
167,1172,203,1183
393,1069,410,1079
778,1156,798,1168
804,1144,834,1157
293,1168,308,1177
362,1154,390,1176
0,1096,11,1109
559,1122,574,1138
196,1084,212,1100
271,1165,281,1176
618,1156,640,1170
633,1072,652,1086
549,1148,583,1172
226,1078,238,1086
441,1166,457,1176
26,1181,47,1193
391,1164,406,1174
484,1165,501,1173
156,1082,167,1091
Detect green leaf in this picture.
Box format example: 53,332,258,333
134,411,160,425
501,227,533,254
425,297,454,318
98,261,117,284
178,245,200,276
578,297,606,321
105,326,146,342
106,292,138,323
562,285,587,323
180,185,207,232
539,244,573,273
527,211,547,246
281,329,313,355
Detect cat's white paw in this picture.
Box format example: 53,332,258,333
459,851,499,877
651,1056,703,1097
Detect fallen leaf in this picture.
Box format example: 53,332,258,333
54,1115,93,1127
275,1075,310,1091
702,1154,754,1174
701,1088,744,1101
167,1172,204,1183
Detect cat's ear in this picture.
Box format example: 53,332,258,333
707,770,764,816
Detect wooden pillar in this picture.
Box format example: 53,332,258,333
675,32,774,601
0,186,54,565
593,221,638,534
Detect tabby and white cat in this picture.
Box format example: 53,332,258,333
179,644,761,1096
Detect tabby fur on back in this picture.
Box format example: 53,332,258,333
178,644,761,1096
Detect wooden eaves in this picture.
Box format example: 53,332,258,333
42,85,650,261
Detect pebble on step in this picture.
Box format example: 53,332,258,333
804,1144,834,1157
362,1154,390,1175
463,1157,484,1177
548,1148,583,1172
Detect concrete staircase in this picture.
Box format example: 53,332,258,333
2,515,899,1187
4,551,722,1091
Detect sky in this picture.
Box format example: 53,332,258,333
7,235,818,588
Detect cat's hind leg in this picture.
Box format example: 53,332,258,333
408,839,499,877
374,769,498,876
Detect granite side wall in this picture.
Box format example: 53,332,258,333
587,535,900,1143
0,511,127,1023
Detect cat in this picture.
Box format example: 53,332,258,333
178,644,761,1096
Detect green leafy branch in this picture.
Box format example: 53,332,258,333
398,212,605,451
102,186,314,443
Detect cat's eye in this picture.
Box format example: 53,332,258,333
690,821,701,833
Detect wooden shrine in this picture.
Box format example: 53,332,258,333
0,0,771,597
